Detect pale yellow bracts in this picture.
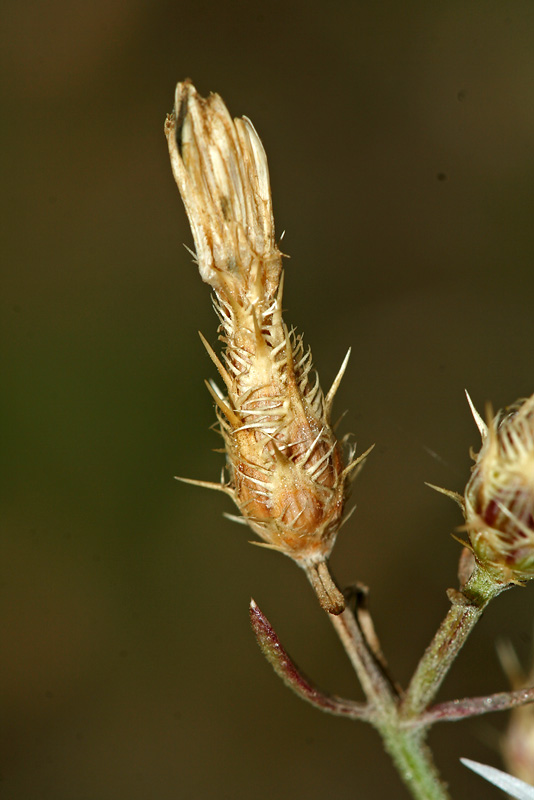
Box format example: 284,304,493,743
165,81,369,613
464,393,534,582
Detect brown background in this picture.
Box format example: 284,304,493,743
2,1,534,798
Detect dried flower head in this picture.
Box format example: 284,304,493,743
464,393,534,582
165,80,369,613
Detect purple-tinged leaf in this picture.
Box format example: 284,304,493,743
249,599,370,720
418,686,534,726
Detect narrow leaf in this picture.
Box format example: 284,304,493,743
461,758,534,799
249,599,369,720
419,686,534,725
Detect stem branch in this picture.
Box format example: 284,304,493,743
326,564,510,799
402,565,508,718
329,606,396,711
329,606,451,799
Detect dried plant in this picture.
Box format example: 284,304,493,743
165,80,371,615
165,80,534,799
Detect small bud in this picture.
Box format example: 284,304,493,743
464,394,534,582
165,81,370,613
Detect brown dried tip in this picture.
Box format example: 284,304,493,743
166,81,370,613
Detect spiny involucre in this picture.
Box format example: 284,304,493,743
464,393,534,583
165,80,369,614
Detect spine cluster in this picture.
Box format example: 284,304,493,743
465,394,534,582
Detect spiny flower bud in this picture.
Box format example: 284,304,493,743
165,81,370,613
464,393,534,582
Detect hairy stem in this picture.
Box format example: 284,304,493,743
402,564,508,719
378,726,451,800
326,565,511,799
329,607,397,711
329,606,451,799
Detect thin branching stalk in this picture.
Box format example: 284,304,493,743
420,686,534,726
331,608,452,799
328,607,397,712
402,565,508,719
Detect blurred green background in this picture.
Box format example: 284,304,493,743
2,2,534,797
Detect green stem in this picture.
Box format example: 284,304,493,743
378,725,451,800
328,565,509,799
329,607,397,711
402,565,508,718
330,607,451,798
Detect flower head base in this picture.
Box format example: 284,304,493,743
465,394,534,582
165,81,369,613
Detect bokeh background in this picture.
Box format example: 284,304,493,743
2,2,534,798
